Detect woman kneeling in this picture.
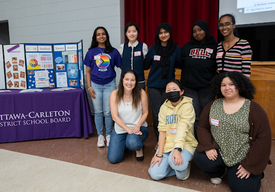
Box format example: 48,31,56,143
107,70,149,163
194,72,271,192
148,80,198,180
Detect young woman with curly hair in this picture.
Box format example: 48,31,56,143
194,72,271,192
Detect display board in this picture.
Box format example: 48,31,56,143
25,44,55,89
78,40,84,89
1,40,83,90
3,44,27,89
0,45,5,89
54,43,80,88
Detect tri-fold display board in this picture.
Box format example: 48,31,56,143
0,40,84,89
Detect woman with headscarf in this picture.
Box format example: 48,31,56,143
144,23,181,143
180,20,217,138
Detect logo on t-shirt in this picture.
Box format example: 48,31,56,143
189,48,212,59
94,54,110,70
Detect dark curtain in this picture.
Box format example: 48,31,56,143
125,0,219,48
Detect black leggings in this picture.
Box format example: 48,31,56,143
194,149,263,192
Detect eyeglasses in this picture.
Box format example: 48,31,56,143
218,22,233,28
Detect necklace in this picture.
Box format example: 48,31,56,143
223,37,239,51
98,47,105,54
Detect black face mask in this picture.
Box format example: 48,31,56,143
165,91,181,102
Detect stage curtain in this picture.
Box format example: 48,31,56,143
124,0,219,48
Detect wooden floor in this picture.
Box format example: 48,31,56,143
0,127,274,192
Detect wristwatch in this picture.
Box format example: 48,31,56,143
174,148,182,152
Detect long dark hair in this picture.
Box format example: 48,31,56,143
88,26,114,53
218,14,239,37
117,70,141,110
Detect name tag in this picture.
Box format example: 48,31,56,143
154,55,161,61
211,118,220,127
216,52,224,58
206,48,213,54
134,51,141,56
94,55,100,60
170,128,177,135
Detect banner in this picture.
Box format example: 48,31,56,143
3,44,27,89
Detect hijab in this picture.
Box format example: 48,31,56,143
190,20,210,43
154,23,177,78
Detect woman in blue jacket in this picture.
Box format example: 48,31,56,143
144,23,181,143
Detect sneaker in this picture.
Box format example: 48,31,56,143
106,135,111,147
211,177,222,185
211,167,227,185
97,135,105,148
182,163,191,180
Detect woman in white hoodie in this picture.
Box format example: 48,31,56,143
148,79,198,180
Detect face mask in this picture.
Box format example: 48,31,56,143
165,91,181,102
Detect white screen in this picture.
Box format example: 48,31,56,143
219,0,275,26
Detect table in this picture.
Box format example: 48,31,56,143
0,88,94,143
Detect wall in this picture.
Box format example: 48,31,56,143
0,0,125,112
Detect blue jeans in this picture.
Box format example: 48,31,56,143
90,79,116,136
107,126,149,164
148,149,192,180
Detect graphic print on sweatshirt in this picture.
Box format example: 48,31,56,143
94,53,111,71
189,48,213,59
166,114,181,125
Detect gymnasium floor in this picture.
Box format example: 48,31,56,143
0,128,274,192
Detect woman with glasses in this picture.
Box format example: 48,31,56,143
216,14,252,77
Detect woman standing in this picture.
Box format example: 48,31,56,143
181,20,217,138
148,80,197,180
144,23,181,141
118,22,148,90
216,14,252,77
84,26,122,148
194,72,271,192
107,70,149,163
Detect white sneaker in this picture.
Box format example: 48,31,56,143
182,163,191,180
211,177,222,185
211,167,227,185
106,135,111,147
97,135,105,148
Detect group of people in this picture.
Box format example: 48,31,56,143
83,13,271,192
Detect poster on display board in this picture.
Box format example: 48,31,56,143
25,44,55,89
78,40,84,89
54,43,80,88
0,45,5,89
3,44,27,89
